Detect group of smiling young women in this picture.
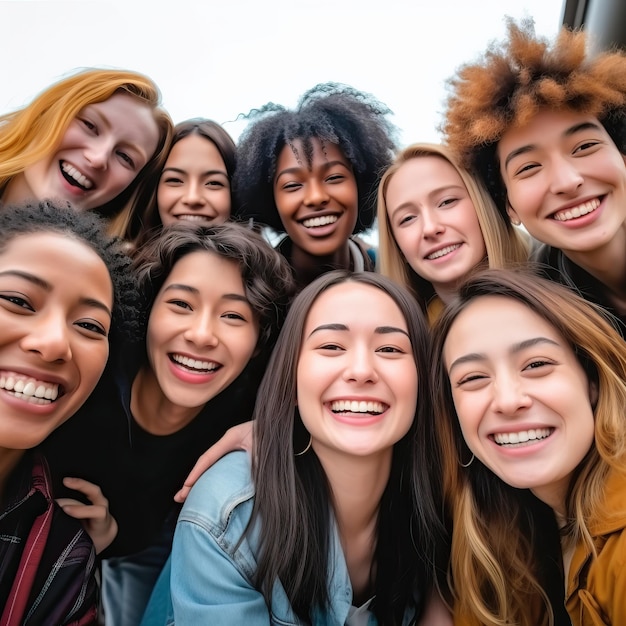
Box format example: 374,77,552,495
1,17,626,626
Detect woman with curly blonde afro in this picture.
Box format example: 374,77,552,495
443,18,626,331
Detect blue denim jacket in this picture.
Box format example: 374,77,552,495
141,451,418,626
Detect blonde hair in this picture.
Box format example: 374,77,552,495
430,268,626,626
377,143,529,312
0,68,173,234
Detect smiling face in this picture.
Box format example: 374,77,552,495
273,138,359,258
4,93,160,211
157,134,231,227
498,109,626,256
296,282,417,462
0,232,112,450
145,251,259,414
443,295,595,512
386,156,486,299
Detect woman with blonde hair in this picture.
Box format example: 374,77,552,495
377,143,529,322
0,68,172,234
431,268,626,625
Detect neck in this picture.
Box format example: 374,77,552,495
0,448,27,504
131,365,201,435
314,445,392,603
289,241,352,291
564,228,626,311
531,477,570,522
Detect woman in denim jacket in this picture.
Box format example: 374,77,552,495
143,271,449,625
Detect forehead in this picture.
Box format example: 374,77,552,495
0,232,113,299
444,296,563,356
304,282,406,329
277,137,349,170
497,109,606,155
388,155,463,194
164,250,245,290
165,134,226,168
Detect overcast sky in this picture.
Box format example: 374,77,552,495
1,0,563,147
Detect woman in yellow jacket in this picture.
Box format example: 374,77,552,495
430,268,626,626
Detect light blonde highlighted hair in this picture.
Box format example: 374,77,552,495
377,143,529,313
430,268,626,626
0,68,173,234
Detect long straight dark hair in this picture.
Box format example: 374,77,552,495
248,270,441,623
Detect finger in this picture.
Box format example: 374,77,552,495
62,477,109,505
57,503,108,521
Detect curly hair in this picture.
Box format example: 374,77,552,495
442,18,626,210
232,82,397,234
132,221,294,353
0,199,142,348
123,118,237,246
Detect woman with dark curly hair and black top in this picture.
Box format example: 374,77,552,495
233,82,397,292
43,221,294,626
0,199,140,625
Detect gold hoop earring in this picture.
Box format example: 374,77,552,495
295,435,312,457
460,452,475,468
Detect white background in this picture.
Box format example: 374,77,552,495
1,0,563,147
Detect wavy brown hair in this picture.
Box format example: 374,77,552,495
430,268,626,626
442,18,626,212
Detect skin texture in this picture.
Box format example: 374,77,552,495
499,109,626,260
0,231,117,552
385,156,486,303
157,134,231,226
273,138,358,263
443,295,595,516
132,251,259,435
0,233,112,449
3,93,160,210
296,282,417,462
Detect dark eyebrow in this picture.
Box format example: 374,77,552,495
161,167,228,178
503,121,605,170
163,284,250,305
308,323,410,339
0,270,111,317
448,336,560,374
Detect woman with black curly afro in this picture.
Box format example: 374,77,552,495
233,82,397,292
442,18,626,332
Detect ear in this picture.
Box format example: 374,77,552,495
506,198,522,227
589,381,599,410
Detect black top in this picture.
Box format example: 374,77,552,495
532,243,626,337
40,347,258,558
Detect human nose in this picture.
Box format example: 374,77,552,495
490,372,531,416
182,180,206,207
84,138,112,170
183,315,219,348
20,312,72,363
303,179,330,207
421,207,444,238
549,156,584,195
341,345,379,384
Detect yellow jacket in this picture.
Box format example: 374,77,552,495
566,469,626,625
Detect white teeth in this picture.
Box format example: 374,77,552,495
330,400,385,414
61,162,93,189
553,198,600,222
302,215,338,228
427,244,461,260
0,374,59,403
494,428,552,446
172,354,219,372
176,215,213,222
